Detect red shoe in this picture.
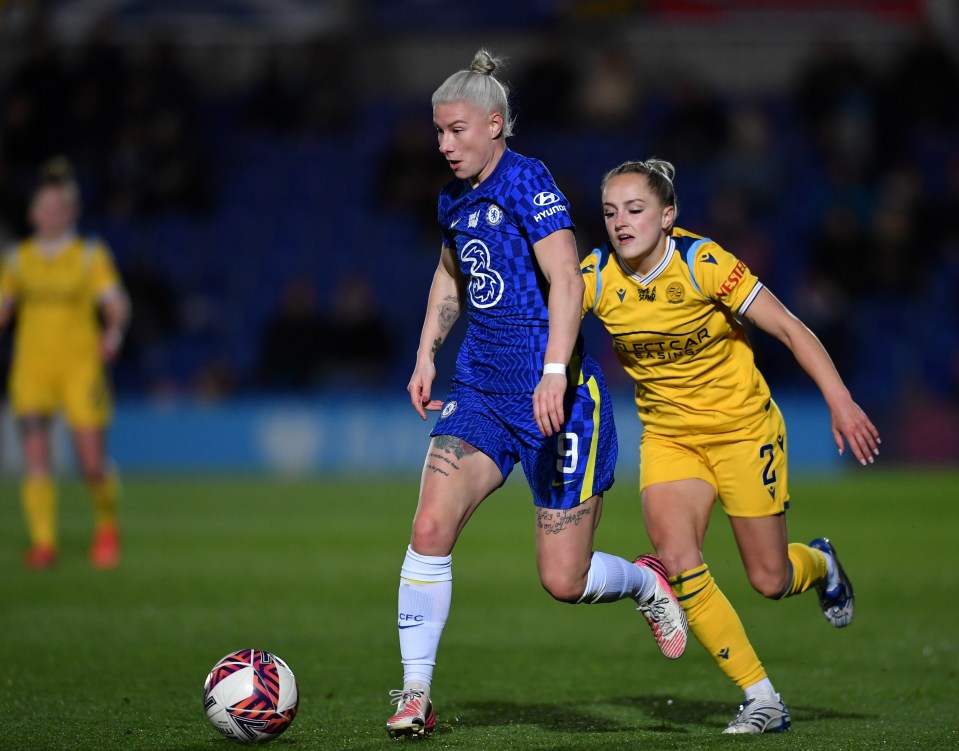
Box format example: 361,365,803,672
634,553,689,659
24,545,58,570
90,526,121,569
386,688,435,738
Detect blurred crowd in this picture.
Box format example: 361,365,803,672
0,8,957,460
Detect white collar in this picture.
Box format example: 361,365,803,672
615,236,674,286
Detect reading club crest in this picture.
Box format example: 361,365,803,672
667,282,685,304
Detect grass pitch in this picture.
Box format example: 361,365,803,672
1,469,957,750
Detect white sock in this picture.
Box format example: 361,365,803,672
822,551,840,593
578,551,655,604
744,677,777,701
398,545,452,688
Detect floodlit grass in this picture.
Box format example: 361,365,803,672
1,469,957,750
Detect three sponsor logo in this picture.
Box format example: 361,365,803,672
460,239,505,308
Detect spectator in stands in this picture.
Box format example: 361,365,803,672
577,47,642,131
119,252,179,393
1,28,69,171
881,24,959,147
257,273,393,392
257,277,326,391
794,37,878,155
298,35,358,135
101,41,212,217
712,103,783,219
513,36,579,129
322,272,393,387
656,74,727,166
243,52,302,134
378,113,452,242
65,17,125,182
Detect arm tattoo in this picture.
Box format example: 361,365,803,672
536,506,592,536
438,295,459,332
431,296,460,357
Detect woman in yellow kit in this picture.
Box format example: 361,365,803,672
0,158,129,569
582,159,881,734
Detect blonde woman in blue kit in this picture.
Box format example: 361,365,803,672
383,53,688,739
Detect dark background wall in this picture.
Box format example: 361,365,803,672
0,0,957,466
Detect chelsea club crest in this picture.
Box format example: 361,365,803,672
441,400,457,418
486,205,503,226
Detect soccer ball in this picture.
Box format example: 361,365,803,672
203,649,299,744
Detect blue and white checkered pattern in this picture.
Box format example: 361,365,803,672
438,149,577,394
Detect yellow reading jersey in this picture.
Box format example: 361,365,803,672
582,228,771,436
0,236,120,369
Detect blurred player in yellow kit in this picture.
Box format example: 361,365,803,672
0,158,129,569
583,159,881,733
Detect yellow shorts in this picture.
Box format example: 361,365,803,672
9,359,112,429
639,400,789,518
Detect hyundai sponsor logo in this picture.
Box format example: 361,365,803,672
533,191,560,206
533,204,568,222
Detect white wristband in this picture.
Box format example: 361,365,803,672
543,362,567,375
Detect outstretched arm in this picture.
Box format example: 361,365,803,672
744,287,880,465
408,244,462,420
531,228,585,437
746,288,882,464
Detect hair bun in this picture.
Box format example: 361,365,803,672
469,48,499,76
645,158,675,184
40,155,76,184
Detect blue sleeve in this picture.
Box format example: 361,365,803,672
510,160,575,245
437,190,453,249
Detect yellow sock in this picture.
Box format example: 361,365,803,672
671,564,767,690
88,472,120,530
779,542,828,598
22,475,57,548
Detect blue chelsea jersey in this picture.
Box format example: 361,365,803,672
438,149,581,394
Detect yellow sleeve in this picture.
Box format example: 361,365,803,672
692,241,762,314
0,248,19,301
580,259,595,317
89,243,121,298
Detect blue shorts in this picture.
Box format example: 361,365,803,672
431,356,617,509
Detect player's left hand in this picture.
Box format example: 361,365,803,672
533,373,567,437
831,399,881,466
